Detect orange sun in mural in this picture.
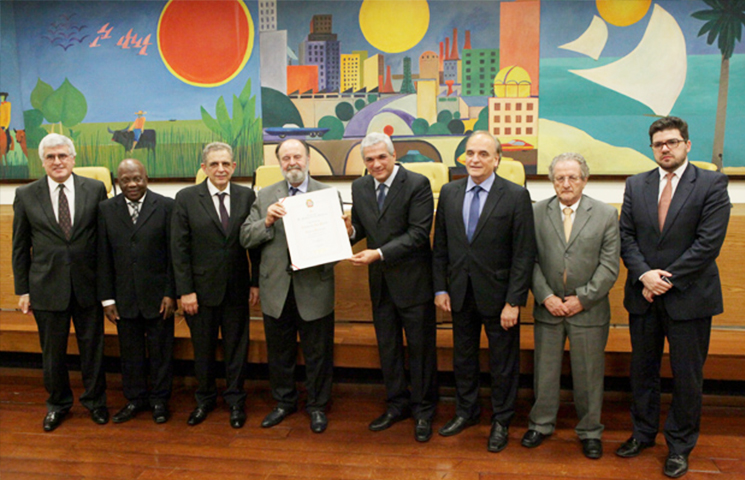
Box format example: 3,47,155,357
158,0,254,87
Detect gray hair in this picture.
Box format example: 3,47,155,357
360,132,394,158
548,152,590,182
202,142,233,164
38,133,76,159
466,130,502,156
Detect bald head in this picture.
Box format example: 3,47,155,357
117,159,148,201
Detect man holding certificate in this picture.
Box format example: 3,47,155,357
240,138,337,434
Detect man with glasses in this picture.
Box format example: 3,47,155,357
616,116,730,478
522,152,620,459
12,133,109,431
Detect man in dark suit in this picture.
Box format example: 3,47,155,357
98,159,176,424
523,153,620,459
12,133,109,431
617,117,730,478
171,142,259,428
433,131,536,452
347,132,438,442
240,138,337,434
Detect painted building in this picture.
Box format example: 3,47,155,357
258,0,277,32
287,65,319,95
363,54,384,92
341,54,361,92
462,48,500,97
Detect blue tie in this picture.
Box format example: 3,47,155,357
467,185,482,242
289,187,299,196
377,184,387,211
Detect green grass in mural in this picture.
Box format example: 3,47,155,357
3,118,263,180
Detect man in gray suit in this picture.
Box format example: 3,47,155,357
240,138,337,433
522,152,620,459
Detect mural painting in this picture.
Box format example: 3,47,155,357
1,0,743,180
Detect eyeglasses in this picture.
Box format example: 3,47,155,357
44,153,71,162
553,175,582,184
651,139,685,150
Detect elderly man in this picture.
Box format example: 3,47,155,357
98,159,176,424
523,153,620,459
433,131,536,452
348,132,438,442
12,133,109,431
171,142,259,428
617,117,730,478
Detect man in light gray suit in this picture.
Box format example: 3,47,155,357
240,138,337,434
522,152,620,459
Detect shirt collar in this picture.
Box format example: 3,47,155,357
287,175,310,194
658,159,688,180
207,179,229,197
374,164,400,190
127,191,147,205
466,172,495,193
559,196,580,213
48,174,75,193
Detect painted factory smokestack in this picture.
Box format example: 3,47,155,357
464,30,472,50
450,28,459,60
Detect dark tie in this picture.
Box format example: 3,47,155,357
289,187,299,196
58,184,72,240
466,185,482,242
217,192,229,232
377,184,387,211
658,172,673,231
128,201,140,224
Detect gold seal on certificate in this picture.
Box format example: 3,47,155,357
280,187,352,270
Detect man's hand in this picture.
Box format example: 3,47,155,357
642,287,655,303
160,297,176,319
104,304,120,324
265,202,287,228
343,213,354,238
349,249,381,266
249,287,260,307
543,295,568,317
435,292,451,313
563,295,584,317
501,304,519,330
181,292,199,316
18,294,31,314
640,269,673,296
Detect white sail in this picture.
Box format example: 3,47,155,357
568,4,686,116
559,15,608,60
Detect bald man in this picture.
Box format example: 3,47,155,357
98,159,176,424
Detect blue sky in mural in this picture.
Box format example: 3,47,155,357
7,0,261,125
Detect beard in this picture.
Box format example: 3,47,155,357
283,165,308,184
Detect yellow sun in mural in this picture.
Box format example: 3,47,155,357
359,0,429,53
596,0,652,27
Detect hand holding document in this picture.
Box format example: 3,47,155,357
281,188,353,270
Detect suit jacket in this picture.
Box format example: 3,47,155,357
620,164,730,320
240,178,336,321
432,175,536,316
351,166,434,309
12,174,108,311
97,190,176,319
171,181,258,307
531,195,620,327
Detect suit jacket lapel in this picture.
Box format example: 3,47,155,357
379,167,405,217
198,181,224,234
567,196,592,247
660,164,696,240
133,191,156,234
226,184,244,236
643,170,660,237
71,174,88,239
472,177,503,243
546,197,567,246
453,180,469,243
114,194,135,231
36,177,63,238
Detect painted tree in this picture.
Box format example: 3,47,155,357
692,0,745,169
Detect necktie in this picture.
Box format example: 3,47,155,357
58,184,71,240
466,185,482,242
377,184,387,211
289,187,299,196
128,201,140,224
563,207,573,242
658,172,674,231
217,192,229,232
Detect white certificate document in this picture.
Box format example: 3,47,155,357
281,187,352,270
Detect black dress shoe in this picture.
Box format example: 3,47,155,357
310,411,327,433
43,410,69,432
664,454,689,478
261,406,297,428
521,429,548,448
230,406,246,429
112,403,144,424
369,411,410,432
488,421,509,453
152,404,169,424
615,436,655,458
438,415,479,437
91,406,109,425
187,404,215,426
415,419,432,442
581,438,603,459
